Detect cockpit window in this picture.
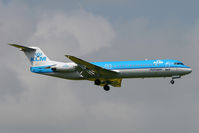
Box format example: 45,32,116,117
174,62,184,65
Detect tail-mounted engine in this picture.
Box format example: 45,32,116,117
51,64,76,72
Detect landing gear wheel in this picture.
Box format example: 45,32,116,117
103,85,110,91
94,79,101,85
170,80,175,84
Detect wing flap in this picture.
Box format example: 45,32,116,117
90,78,122,87
109,79,122,87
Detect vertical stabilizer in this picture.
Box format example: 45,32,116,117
9,44,52,66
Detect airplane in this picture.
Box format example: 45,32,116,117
9,44,192,91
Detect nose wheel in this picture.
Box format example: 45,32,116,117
170,75,181,85
170,79,175,84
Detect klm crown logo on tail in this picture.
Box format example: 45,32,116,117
31,52,47,62
8,44,52,67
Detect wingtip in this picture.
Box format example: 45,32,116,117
8,43,16,46
8,43,20,48
65,55,73,58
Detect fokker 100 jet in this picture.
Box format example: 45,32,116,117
9,44,192,91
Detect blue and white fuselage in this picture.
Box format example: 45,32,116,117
30,59,191,79
9,44,192,91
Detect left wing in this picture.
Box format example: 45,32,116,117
65,55,118,77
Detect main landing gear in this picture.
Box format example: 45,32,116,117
94,79,110,91
103,85,110,91
94,79,101,85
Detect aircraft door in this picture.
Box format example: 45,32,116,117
165,62,171,72
165,62,170,68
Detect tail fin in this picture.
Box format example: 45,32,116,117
9,44,52,66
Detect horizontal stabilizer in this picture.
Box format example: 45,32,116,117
9,44,51,66
8,44,36,51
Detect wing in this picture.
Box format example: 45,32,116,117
65,55,118,77
65,55,122,87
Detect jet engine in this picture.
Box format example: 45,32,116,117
51,64,76,72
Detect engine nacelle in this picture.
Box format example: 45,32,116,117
51,64,76,72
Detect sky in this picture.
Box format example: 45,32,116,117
0,0,198,133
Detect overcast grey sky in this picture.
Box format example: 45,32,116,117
0,0,198,133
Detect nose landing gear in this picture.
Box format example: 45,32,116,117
170,79,175,84
170,75,181,85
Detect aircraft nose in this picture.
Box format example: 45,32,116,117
186,67,192,74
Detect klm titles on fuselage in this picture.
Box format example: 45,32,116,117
30,52,46,62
